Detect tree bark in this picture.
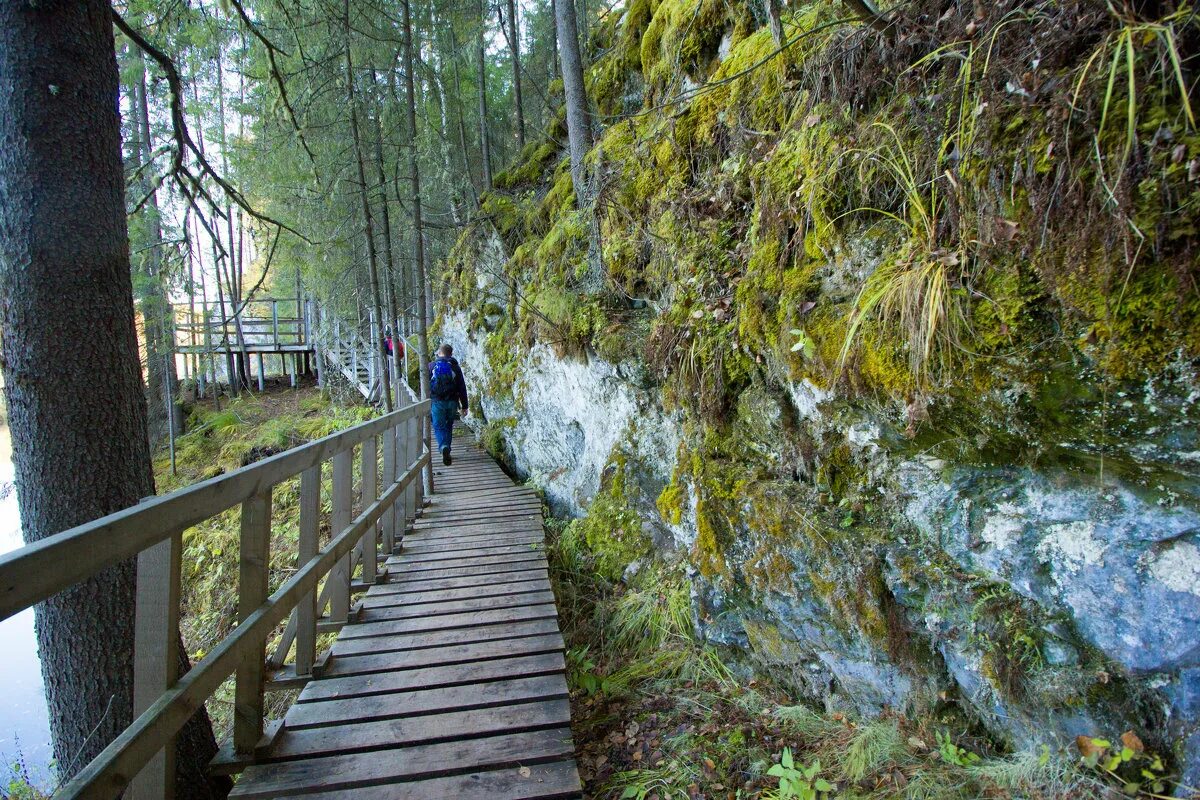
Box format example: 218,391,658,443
476,0,493,189
501,0,526,151
0,3,227,797
369,69,405,400
343,0,392,411
555,0,592,206
130,44,181,442
401,0,433,484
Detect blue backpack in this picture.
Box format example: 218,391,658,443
430,358,457,400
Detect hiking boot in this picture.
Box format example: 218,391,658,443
442,446,452,466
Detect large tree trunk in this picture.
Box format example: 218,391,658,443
0,3,227,797
501,0,526,151
555,0,592,206
343,1,392,411
476,0,493,189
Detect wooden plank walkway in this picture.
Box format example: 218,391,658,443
230,438,582,799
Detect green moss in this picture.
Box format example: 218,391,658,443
494,140,561,189
571,453,652,581
480,416,518,463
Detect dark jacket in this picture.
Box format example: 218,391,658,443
431,356,469,410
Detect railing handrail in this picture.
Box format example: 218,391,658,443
58,436,429,799
0,400,426,622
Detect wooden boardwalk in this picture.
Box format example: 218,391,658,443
230,438,582,799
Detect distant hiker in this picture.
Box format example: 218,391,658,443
429,343,468,466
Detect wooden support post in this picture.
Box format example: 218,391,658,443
290,353,297,388
235,490,272,755
130,530,181,800
359,435,378,585
295,466,320,677
381,426,396,553
257,353,265,392
329,449,353,623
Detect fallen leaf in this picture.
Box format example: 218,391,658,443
1120,731,1145,754
1076,735,1108,761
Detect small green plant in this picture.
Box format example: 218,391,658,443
936,730,981,767
789,328,816,360
566,645,612,696
1077,732,1172,797
767,748,832,800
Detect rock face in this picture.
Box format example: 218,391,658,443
439,240,1200,786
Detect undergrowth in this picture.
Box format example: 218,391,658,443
545,517,1130,800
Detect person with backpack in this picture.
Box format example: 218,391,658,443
429,343,469,465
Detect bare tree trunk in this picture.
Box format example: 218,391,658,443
343,0,392,411
501,0,526,151
401,0,433,488
550,0,560,79
555,0,592,206
130,45,181,442
476,0,493,189
0,4,227,797
448,24,481,206
369,68,405,402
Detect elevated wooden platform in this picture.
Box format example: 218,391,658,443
229,438,581,799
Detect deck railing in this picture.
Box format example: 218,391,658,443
0,400,431,799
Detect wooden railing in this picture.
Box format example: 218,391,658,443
0,400,431,799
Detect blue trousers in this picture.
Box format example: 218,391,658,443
431,399,460,452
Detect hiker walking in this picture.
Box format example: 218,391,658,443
429,343,468,465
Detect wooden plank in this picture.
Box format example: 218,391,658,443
358,436,377,586
329,449,353,623
358,590,557,622
229,728,576,797
235,491,272,753
400,532,544,553
324,632,564,677
295,466,320,676
392,542,545,566
389,551,546,574
285,674,568,730
299,652,565,702
330,617,563,658
361,577,551,606
403,524,545,544
261,701,572,762
268,761,581,800
364,568,548,596
337,603,559,640
130,530,181,800
382,558,549,584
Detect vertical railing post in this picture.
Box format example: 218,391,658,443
329,448,353,623
359,435,378,585
130,529,181,800
295,466,320,676
381,425,396,554
235,490,272,755
272,299,280,348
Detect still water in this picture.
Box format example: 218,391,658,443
0,425,54,788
